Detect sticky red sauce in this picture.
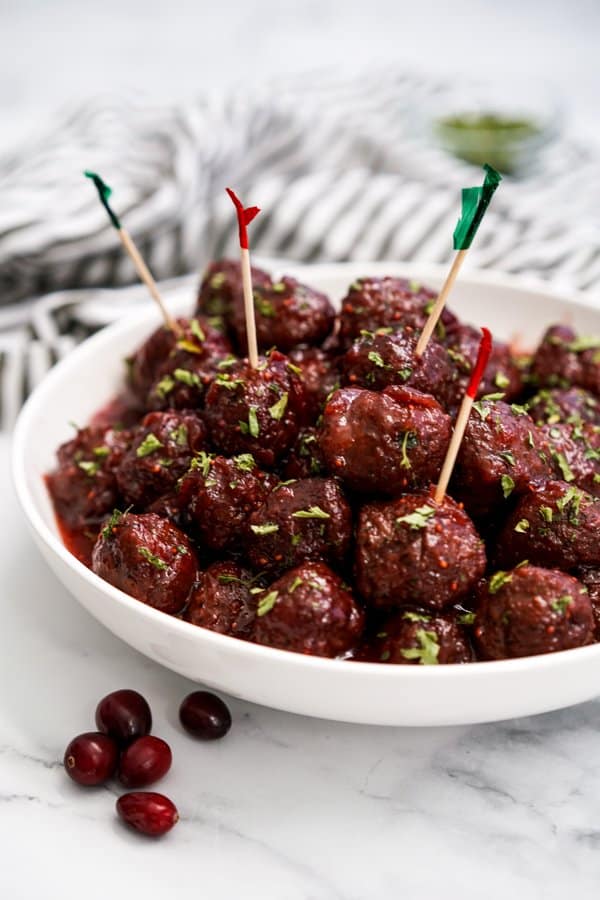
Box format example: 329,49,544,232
45,475,98,567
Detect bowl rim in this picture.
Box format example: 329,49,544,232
12,259,600,682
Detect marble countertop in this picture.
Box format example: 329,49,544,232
2,430,600,898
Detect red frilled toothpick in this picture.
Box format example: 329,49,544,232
434,327,492,504
226,187,261,368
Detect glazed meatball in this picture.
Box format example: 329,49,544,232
474,564,593,659
92,511,197,615
358,609,473,664
196,258,272,327
531,325,600,395
203,351,308,468
445,323,524,404
230,277,335,354
280,427,328,480
495,480,600,570
47,425,130,531
526,387,600,427
340,329,456,408
116,410,206,507
539,422,600,497
319,386,451,495
127,316,230,406
185,560,257,639
288,346,340,419
338,276,458,348
178,452,274,552
452,399,551,520
253,561,364,657
245,477,352,577
355,490,486,611
575,567,600,640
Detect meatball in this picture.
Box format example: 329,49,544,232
474,564,593,659
340,329,456,408
127,315,230,406
47,425,130,530
253,561,364,657
338,276,459,348
526,387,600,427
203,351,309,468
196,258,272,327
288,346,340,419
245,477,352,577
357,609,473,664
319,386,451,495
445,323,524,404
185,561,257,639
539,422,600,497
452,399,551,520
116,410,206,508
280,427,328,480
575,567,600,640
531,325,600,395
92,511,197,615
495,480,600,571
355,490,486,611
230,277,335,354
178,452,274,552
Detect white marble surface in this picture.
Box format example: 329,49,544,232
2,422,600,896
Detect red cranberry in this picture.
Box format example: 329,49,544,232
64,732,119,786
95,689,152,746
179,691,232,741
116,792,179,837
118,735,172,788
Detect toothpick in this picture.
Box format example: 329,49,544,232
434,327,492,504
226,187,261,368
415,164,501,358
84,171,179,334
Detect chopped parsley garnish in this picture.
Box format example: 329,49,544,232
269,393,288,421
215,373,244,390
170,424,188,447
552,451,575,482
93,445,110,458
397,367,412,382
138,546,169,571
510,404,528,416
400,629,440,665
514,518,530,533
368,351,386,368
288,576,304,593
409,280,422,292
526,430,535,448
495,371,510,389
102,509,124,539
551,595,573,614
473,400,491,421
255,295,275,317
217,355,237,369
272,282,286,293
457,611,476,625
174,368,201,387
177,339,203,355
287,362,303,377
556,485,584,524
191,319,206,342
481,392,506,402
500,474,515,498
209,272,226,289
248,407,260,438
257,590,278,616
136,434,163,458
489,570,512,594
396,505,436,530
500,450,516,467
156,375,175,397
292,506,331,520
403,611,430,623
190,450,213,477
250,522,279,535
565,336,600,353
400,430,416,470
234,453,256,472
539,506,553,523
78,459,100,477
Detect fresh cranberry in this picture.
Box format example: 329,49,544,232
64,732,119,786
95,689,152,746
179,691,232,740
118,735,172,788
116,792,179,837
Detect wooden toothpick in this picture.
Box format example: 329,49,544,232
226,187,261,368
415,164,501,358
434,327,492,504
84,171,179,334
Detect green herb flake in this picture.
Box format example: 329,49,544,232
209,272,226,289
400,629,440,665
136,434,164,458
174,368,201,388
539,506,553,523
368,351,386,368
191,319,206,342
551,594,573,614
514,518,530,533
78,459,100,477
489,570,512,594
287,362,303,377
457,611,476,625
92,445,110,458
495,372,510,389
526,430,535,449
170,424,189,447
500,450,516,467
292,506,331,520
190,450,213,478
481,392,506,402
400,430,416,470
255,295,276,318
245,406,260,438
234,453,256,472
565,336,600,353
217,355,238,369
257,590,278,617
269,392,288,421
156,375,175,398
501,474,515,498
138,546,169,571
250,522,279,535
552,451,575,483
288,576,304,593
102,509,124,539
473,400,491,421
402,611,430,623
215,373,244,390
511,404,528,416
177,339,203,355
396,505,436,530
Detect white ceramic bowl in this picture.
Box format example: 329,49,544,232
12,261,600,726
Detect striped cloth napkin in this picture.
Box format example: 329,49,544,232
2,70,600,428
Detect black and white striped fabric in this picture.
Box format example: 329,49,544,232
2,70,600,428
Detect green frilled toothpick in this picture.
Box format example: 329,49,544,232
84,171,179,333
415,164,501,357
